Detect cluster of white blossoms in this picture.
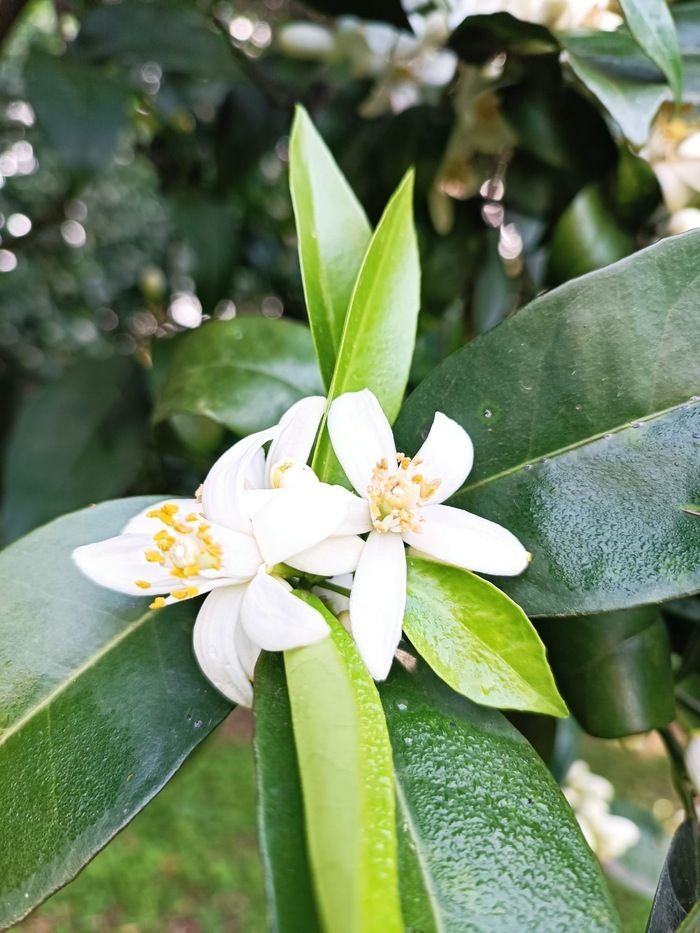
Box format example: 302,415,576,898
639,105,700,234
73,389,528,703
563,761,640,862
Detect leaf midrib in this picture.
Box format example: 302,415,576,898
396,780,446,933
458,398,697,497
0,605,153,749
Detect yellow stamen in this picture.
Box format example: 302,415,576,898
135,579,152,589
145,549,165,564
171,586,199,600
149,597,167,610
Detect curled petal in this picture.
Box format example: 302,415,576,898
202,427,276,532
414,412,473,503
287,535,364,576
240,569,329,651
349,530,406,681
192,585,257,706
328,389,396,497
265,395,326,484
405,504,530,576
251,484,349,566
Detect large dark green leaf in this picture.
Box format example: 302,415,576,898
289,106,372,390
284,595,402,933
449,12,557,62
0,498,230,928
537,608,675,737
647,820,700,932
380,661,620,931
154,318,323,436
253,652,320,933
1,358,148,545
396,232,700,616
25,50,130,172
404,557,566,716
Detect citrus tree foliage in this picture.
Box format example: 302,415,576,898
1,0,699,930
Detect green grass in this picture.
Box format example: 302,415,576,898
19,712,265,933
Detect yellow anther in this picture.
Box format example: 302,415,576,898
135,580,152,589
184,564,200,577
149,597,167,610
171,586,199,600
144,549,165,564
186,513,198,522
162,503,179,515
412,473,423,484
400,457,411,470
173,521,192,535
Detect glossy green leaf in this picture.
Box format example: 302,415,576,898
404,556,567,717
537,608,675,737
289,106,372,390
380,661,620,932
618,0,683,102
25,49,129,172
1,358,148,545
312,171,420,483
449,12,557,62
558,29,668,145
647,820,700,932
396,232,700,616
0,498,230,928
547,185,634,285
253,652,320,933
679,898,700,932
284,594,402,933
154,318,323,436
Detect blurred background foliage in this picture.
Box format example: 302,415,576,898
1,0,699,929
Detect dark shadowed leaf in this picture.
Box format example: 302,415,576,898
299,0,410,28
449,12,557,62
647,820,700,932
537,608,675,737
0,498,230,928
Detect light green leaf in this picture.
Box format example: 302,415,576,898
559,29,668,146
289,106,372,389
284,594,402,933
396,231,700,616
312,171,420,483
253,652,321,933
154,318,323,436
618,0,683,102
404,556,567,716
0,498,230,929
1,358,147,545
380,661,620,932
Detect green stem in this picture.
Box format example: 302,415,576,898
314,580,351,598
659,726,698,825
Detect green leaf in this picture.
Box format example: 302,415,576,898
253,652,320,933
547,185,634,285
558,29,668,145
1,358,147,545
0,498,230,928
537,608,675,737
289,106,372,390
154,318,323,436
648,820,700,932
396,232,700,616
299,0,410,28
25,49,129,172
284,594,402,933
312,171,420,483
449,12,557,62
404,556,567,717
380,661,620,932
618,0,683,102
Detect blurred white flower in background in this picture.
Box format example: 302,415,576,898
444,0,622,30
640,106,700,214
685,731,700,792
563,760,641,862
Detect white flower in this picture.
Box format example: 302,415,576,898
667,207,700,236
563,760,640,862
277,22,337,59
73,397,365,707
640,106,700,214
685,731,700,792
446,0,622,30
327,388,529,679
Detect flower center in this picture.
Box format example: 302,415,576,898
367,454,440,534
135,502,223,608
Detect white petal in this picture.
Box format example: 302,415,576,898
242,488,280,520
265,395,326,484
287,535,364,576
250,484,349,566
327,389,397,497
192,585,257,706
209,524,262,581
240,570,329,650
202,428,276,532
349,530,406,681
72,533,208,596
416,49,456,87
331,487,373,534
122,499,201,534
405,504,529,576
414,412,474,503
